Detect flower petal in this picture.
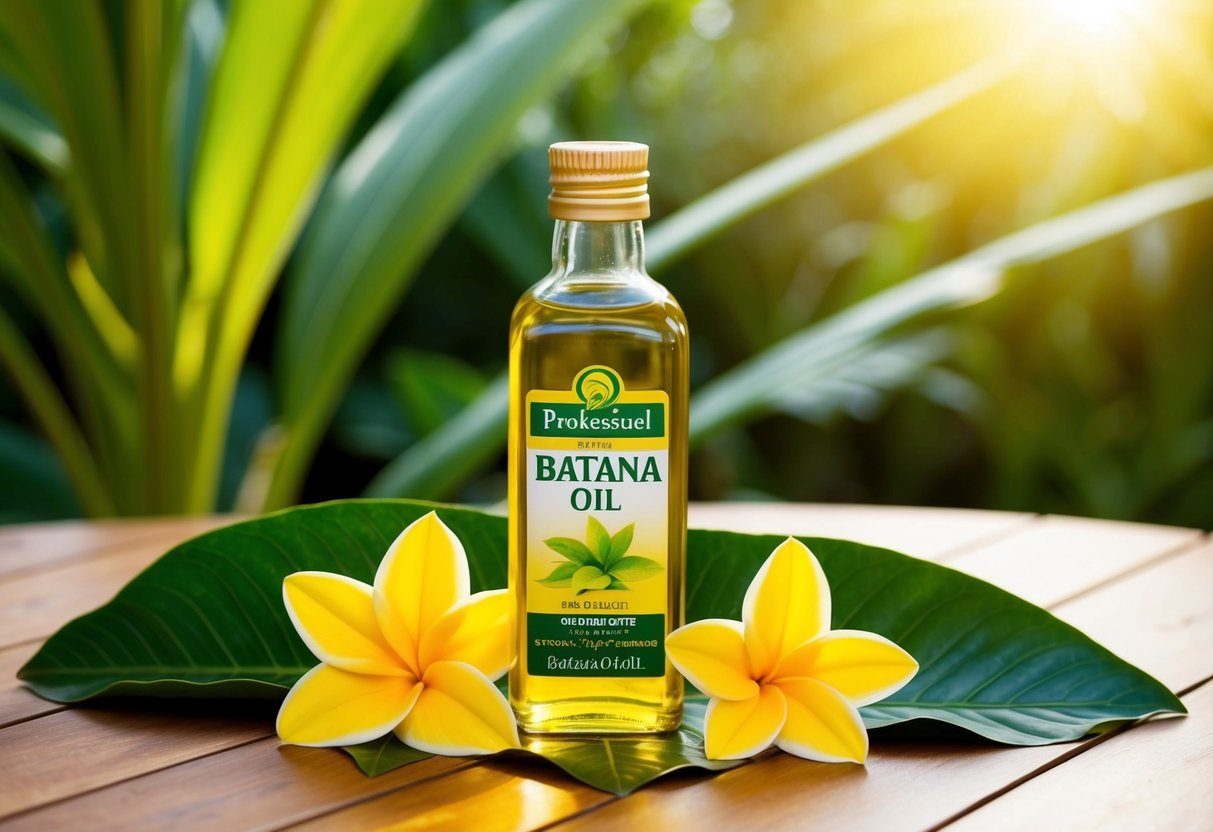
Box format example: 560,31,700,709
703,684,787,760
283,572,407,675
397,660,521,755
374,511,471,672
773,676,868,763
772,629,919,706
743,538,831,679
418,589,511,680
276,663,421,747
666,618,759,701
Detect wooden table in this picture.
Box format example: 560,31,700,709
1,505,1210,830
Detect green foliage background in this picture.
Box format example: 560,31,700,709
0,0,1210,527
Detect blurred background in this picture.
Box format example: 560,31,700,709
0,0,1210,528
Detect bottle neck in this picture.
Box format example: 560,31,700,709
550,220,646,280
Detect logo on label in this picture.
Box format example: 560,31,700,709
574,366,622,411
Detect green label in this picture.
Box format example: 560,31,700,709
529,402,665,438
526,613,665,677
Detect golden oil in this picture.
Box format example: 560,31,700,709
508,142,688,733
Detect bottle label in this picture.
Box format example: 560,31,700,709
524,365,668,678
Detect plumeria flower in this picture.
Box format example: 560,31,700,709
667,537,918,762
276,511,520,755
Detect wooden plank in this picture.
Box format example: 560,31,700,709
944,514,1202,608
0,536,191,648
286,757,610,832
0,738,471,831
552,743,1065,832
0,642,39,690
544,528,1213,831
0,688,63,729
942,680,1213,832
687,503,1035,561
0,517,231,579
2,510,1204,832
1052,542,1213,694
0,521,155,577
0,705,272,818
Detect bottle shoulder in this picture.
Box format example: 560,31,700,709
511,277,687,342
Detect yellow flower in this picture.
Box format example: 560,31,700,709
666,538,918,762
276,511,520,755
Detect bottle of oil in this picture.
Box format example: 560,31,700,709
508,141,688,733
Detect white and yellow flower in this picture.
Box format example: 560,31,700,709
667,537,918,762
276,511,519,755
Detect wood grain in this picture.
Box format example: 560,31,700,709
0,705,272,818
0,507,1205,832
0,687,63,729
1052,542,1213,694
272,518,1210,832
0,641,39,690
0,738,472,831
0,517,230,579
687,503,1034,561
943,680,1213,832
286,757,611,832
944,514,1202,607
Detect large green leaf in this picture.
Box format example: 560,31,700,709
266,0,651,510
684,529,1184,744
23,500,1181,732
341,690,738,795
510,722,740,796
19,500,1182,791
18,501,506,701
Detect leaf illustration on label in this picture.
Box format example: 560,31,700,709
544,537,599,567
538,562,581,587
608,556,663,583
586,516,612,561
572,565,612,593
537,516,662,592
605,523,634,571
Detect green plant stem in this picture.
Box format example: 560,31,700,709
0,308,114,515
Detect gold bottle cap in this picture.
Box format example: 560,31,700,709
548,141,650,222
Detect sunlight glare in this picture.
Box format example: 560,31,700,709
1031,0,1150,39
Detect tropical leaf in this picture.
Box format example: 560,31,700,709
266,0,652,509
343,698,740,795
18,501,506,701
343,733,433,776
179,0,426,510
20,499,1181,749
685,528,1184,745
